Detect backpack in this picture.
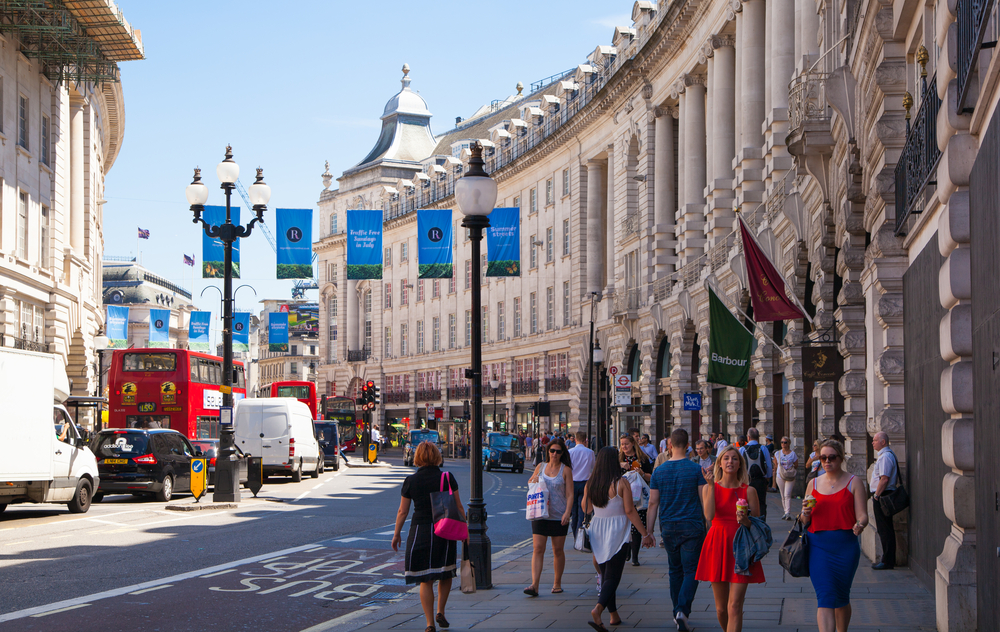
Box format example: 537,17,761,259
745,444,767,480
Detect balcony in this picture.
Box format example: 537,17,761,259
385,391,410,404
511,379,538,395
957,0,997,110
786,71,834,158
546,376,570,392
612,288,642,318
347,348,370,362
486,383,506,397
895,73,942,235
415,389,441,402
10,326,49,353
448,386,470,400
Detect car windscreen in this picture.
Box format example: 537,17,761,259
95,433,150,457
409,431,440,444
489,435,519,449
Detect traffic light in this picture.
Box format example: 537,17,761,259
360,382,370,410
372,385,380,406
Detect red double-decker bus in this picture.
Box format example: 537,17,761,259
107,349,247,439
323,396,360,452
269,381,318,419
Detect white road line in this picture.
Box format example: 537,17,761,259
311,484,322,490
199,569,235,579
128,584,172,595
304,546,326,552
28,604,90,618
334,537,366,543
298,606,378,632
375,530,396,536
292,491,310,502
0,542,321,623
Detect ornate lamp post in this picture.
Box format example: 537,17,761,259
585,293,602,449
490,378,500,431
185,146,271,503
455,141,497,589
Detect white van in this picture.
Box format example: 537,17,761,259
234,399,322,482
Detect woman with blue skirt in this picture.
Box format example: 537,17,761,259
799,439,870,632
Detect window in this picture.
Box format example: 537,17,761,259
449,313,457,349
385,283,392,309
385,327,392,356
465,310,472,347
497,301,505,340
530,292,537,334
329,213,338,235
530,235,537,269
449,272,456,294
545,179,553,205
417,279,424,302
364,290,372,350
546,227,554,262
432,279,440,299
384,246,392,266
432,316,440,351
483,304,489,341
40,205,49,267
17,191,27,259
465,260,472,289
328,295,338,362
481,254,487,283
291,344,298,356
401,242,409,261
562,168,569,196
401,283,409,305
513,195,521,209
563,281,570,327
562,219,570,256
514,297,522,337
417,320,425,353
40,114,49,166
401,323,408,356
18,95,27,150
530,188,537,213
546,286,554,330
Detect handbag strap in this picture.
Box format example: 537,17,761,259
440,471,454,495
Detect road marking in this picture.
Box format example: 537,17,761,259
50,534,73,539
497,511,517,515
298,606,378,632
311,484,323,490
199,569,235,579
0,542,322,623
334,537,366,543
375,530,396,536
304,546,326,552
28,604,90,618
292,491,310,502
5,540,33,546
128,584,172,595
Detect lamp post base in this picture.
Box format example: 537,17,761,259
213,428,241,503
467,499,492,589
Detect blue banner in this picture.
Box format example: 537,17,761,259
268,312,289,352
486,207,520,276
346,210,383,279
276,208,314,279
149,309,170,348
201,205,240,279
417,209,454,278
233,312,251,352
106,305,129,349
188,311,211,352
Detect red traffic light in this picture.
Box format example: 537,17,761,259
366,380,375,388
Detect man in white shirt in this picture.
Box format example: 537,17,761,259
715,435,728,455
569,431,595,537
870,432,898,570
639,434,658,460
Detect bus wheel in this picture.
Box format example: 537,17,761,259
291,462,303,483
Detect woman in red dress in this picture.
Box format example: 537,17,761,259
696,444,764,632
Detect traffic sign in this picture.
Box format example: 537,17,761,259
615,393,632,406
190,458,207,501
609,366,619,376
615,375,632,390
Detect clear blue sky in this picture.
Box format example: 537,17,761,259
106,1,632,344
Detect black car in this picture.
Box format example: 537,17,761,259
92,429,196,502
403,429,442,467
190,439,250,487
313,421,341,471
485,432,525,473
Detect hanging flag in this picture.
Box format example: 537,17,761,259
201,205,240,279
138,227,150,240
106,305,129,349
233,312,251,352
183,254,195,267
149,309,170,348
276,208,314,279
486,207,520,277
738,216,807,321
706,287,754,388
268,312,289,352
417,209,453,278
188,311,211,352
346,210,383,279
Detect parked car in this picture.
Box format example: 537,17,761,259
485,432,525,473
403,429,442,467
234,399,322,482
92,428,196,502
313,421,341,471
190,439,249,487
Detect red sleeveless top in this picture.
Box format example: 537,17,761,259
808,475,857,533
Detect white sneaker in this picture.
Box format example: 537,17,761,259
675,613,689,631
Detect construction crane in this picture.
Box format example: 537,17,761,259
234,178,319,299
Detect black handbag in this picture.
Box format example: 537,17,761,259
879,482,910,516
778,520,810,577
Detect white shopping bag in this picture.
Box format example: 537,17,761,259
526,479,550,520
624,470,650,511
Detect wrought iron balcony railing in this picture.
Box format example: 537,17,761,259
447,386,470,400
957,0,997,111
415,389,441,402
546,376,570,392
347,348,370,362
511,379,538,395
788,71,831,134
385,391,410,404
895,73,942,235
486,383,506,397
13,326,49,353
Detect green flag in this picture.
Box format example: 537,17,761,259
707,287,753,387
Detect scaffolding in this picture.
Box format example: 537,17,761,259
0,0,143,84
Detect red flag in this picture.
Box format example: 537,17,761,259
738,216,807,321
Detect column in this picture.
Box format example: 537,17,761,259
705,52,715,196
70,100,85,254
734,10,743,149
799,0,819,69
741,0,766,152
710,36,737,242
677,90,686,216
346,280,360,352
681,75,707,262
653,107,677,276
771,0,796,109
604,148,615,297
585,160,606,295
764,0,772,116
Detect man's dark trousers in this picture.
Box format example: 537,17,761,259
661,523,706,618
571,480,588,536
749,476,768,521
872,496,896,567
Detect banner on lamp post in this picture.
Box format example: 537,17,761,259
106,305,129,349
276,208,314,279
149,309,170,348
346,210,383,279
417,209,454,278
201,206,240,279
233,312,251,352
486,207,520,277
268,312,289,352
188,311,212,352
706,287,753,388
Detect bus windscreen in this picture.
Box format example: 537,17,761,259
276,385,312,399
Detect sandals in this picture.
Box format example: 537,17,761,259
436,613,450,629
587,622,609,632
551,587,564,594
424,627,436,632
523,586,539,597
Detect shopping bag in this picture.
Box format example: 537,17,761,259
623,470,650,511
431,472,468,541
460,544,476,594
574,520,592,553
526,479,550,520
778,520,810,577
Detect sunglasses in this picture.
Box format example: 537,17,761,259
819,454,840,462
549,449,563,454
781,440,789,444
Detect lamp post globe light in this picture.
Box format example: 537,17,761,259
455,141,497,590
186,145,271,503
489,378,500,431
591,341,605,446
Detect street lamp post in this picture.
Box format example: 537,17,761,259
489,379,500,431
94,331,108,429
585,293,601,450
455,141,497,590
186,146,271,503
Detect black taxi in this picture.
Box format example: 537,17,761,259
485,432,525,473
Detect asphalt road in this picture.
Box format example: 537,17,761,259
0,452,536,631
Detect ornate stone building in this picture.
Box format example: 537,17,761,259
314,0,999,627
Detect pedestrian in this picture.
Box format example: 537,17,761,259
569,431,595,537
392,441,465,632
645,429,706,631
806,439,824,487
694,439,715,471
764,435,777,491
869,431,899,570
639,434,658,460
659,434,669,454
715,434,729,454
800,439,868,632
582,447,652,631
619,433,653,566
525,436,574,596
774,436,798,520
739,428,771,520
696,445,764,632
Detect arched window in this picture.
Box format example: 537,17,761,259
628,344,641,382
656,337,670,380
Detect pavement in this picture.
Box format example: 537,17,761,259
359,493,936,632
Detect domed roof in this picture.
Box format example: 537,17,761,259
382,63,432,119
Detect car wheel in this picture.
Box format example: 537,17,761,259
332,461,340,472
484,462,491,472
68,479,93,514
291,461,303,483
0,503,7,513
156,475,174,502
317,460,324,475
92,493,104,503
311,461,320,478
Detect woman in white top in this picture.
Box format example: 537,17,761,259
581,447,651,631
524,437,574,596
774,436,799,520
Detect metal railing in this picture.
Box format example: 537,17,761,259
957,0,997,111
788,71,831,134
13,325,49,353
511,379,539,395
415,389,441,402
613,288,642,314
448,386,470,399
385,391,410,404
895,73,942,234
487,383,506,397
546,376,570,392
347,348,370,362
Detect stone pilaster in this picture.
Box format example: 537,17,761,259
653,107,679,275
586,160,607,295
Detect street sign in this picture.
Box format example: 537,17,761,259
190,458,206,501
615,393,632,406
609,366,619,376
614,375,632,390
683,392,703,411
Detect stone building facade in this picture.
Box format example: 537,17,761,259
314,0,999,628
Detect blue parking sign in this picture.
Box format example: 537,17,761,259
683,392,703,411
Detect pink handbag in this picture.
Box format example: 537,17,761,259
431,471,468,541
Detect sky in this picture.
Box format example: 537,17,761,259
105,1,632,345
